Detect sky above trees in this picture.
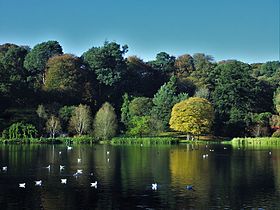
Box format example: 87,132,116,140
0,0,278,63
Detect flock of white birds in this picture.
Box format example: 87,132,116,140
1,145,100,189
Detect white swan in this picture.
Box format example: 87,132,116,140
61,179,67,184
106,151,110,155
91,181,98,188
59,151,62,155
46,165,50,169
77,158,81,163
67,146,72,150
2,166,7,171
35,180,42,186
152,183,157,190
19,183,26,188
60,165,65,171
77,169,83,174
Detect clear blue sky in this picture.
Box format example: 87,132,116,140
0,0,279,63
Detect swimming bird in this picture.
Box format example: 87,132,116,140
106,151,110,155
2,166,7,171
77,158,81,163
107,158,110,162
59,151,62,155
140,144,143,147
61,179,67,184
45,165,50,169
186,185,193,190
90,181,98,188
223,147,227,150
67,146,72,150
60,165,65,171
152,183,157,190
19,183,26,188
35,180,42,186
77,169,83,174
202,155,206,158
269,151,272,155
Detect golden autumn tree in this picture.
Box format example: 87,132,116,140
169,97,214,137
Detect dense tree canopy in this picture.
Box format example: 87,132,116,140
44,54,85,99
169,97,214,136
24,41,63,88
0,40,279,139
83,41,127,86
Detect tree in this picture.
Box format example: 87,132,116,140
93,102,118,140
121,93,130,127
149,52,175,73
210,60,263,136
251,112,272,137
151,76,188,130
169,97,214,137
36,104,48,133
2,122,37,140
129,97,153,117
0,44,28,98
59,105,76,132
46,115,61,138
24,40,63,87
69,104,92,135
82,41,128,86
127,116,152,136
44,54,85,98
125,56,165,96
174,54,195,76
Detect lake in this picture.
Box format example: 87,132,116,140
0,143,279,209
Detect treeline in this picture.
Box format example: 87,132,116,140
0,40,280,139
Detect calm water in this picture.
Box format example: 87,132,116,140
0,143,280,209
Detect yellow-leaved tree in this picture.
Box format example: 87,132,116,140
169,97,214,138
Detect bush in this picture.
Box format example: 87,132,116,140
272,130,280,137
2,122,38,140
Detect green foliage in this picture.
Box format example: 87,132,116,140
121,93,131,127
170,97,214,136
125,56,165,96
46,115,61,138
127,116,152,136
272,130,280,137
69,104,92,135
274,87,280,114
151,76,189,130
59,105,75,121
24,40,63,87
2,122,37,140
194,87,210,99
0,44,28,97
149,52,175,73
111,136,179,144
250,112,272,137
93,102,118,140
210,60,266,136
44,54,84,96
174,54,195,76
129,97,153,117
83,41,127,86
253,61,280,86
36,104,48,119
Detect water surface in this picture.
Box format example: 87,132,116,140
0,144,279,209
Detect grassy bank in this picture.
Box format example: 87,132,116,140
0,136,97,144
111,136,179,145
223,137,280,147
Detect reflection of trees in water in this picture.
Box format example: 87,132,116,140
169,144,211,209
1,145,280,209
